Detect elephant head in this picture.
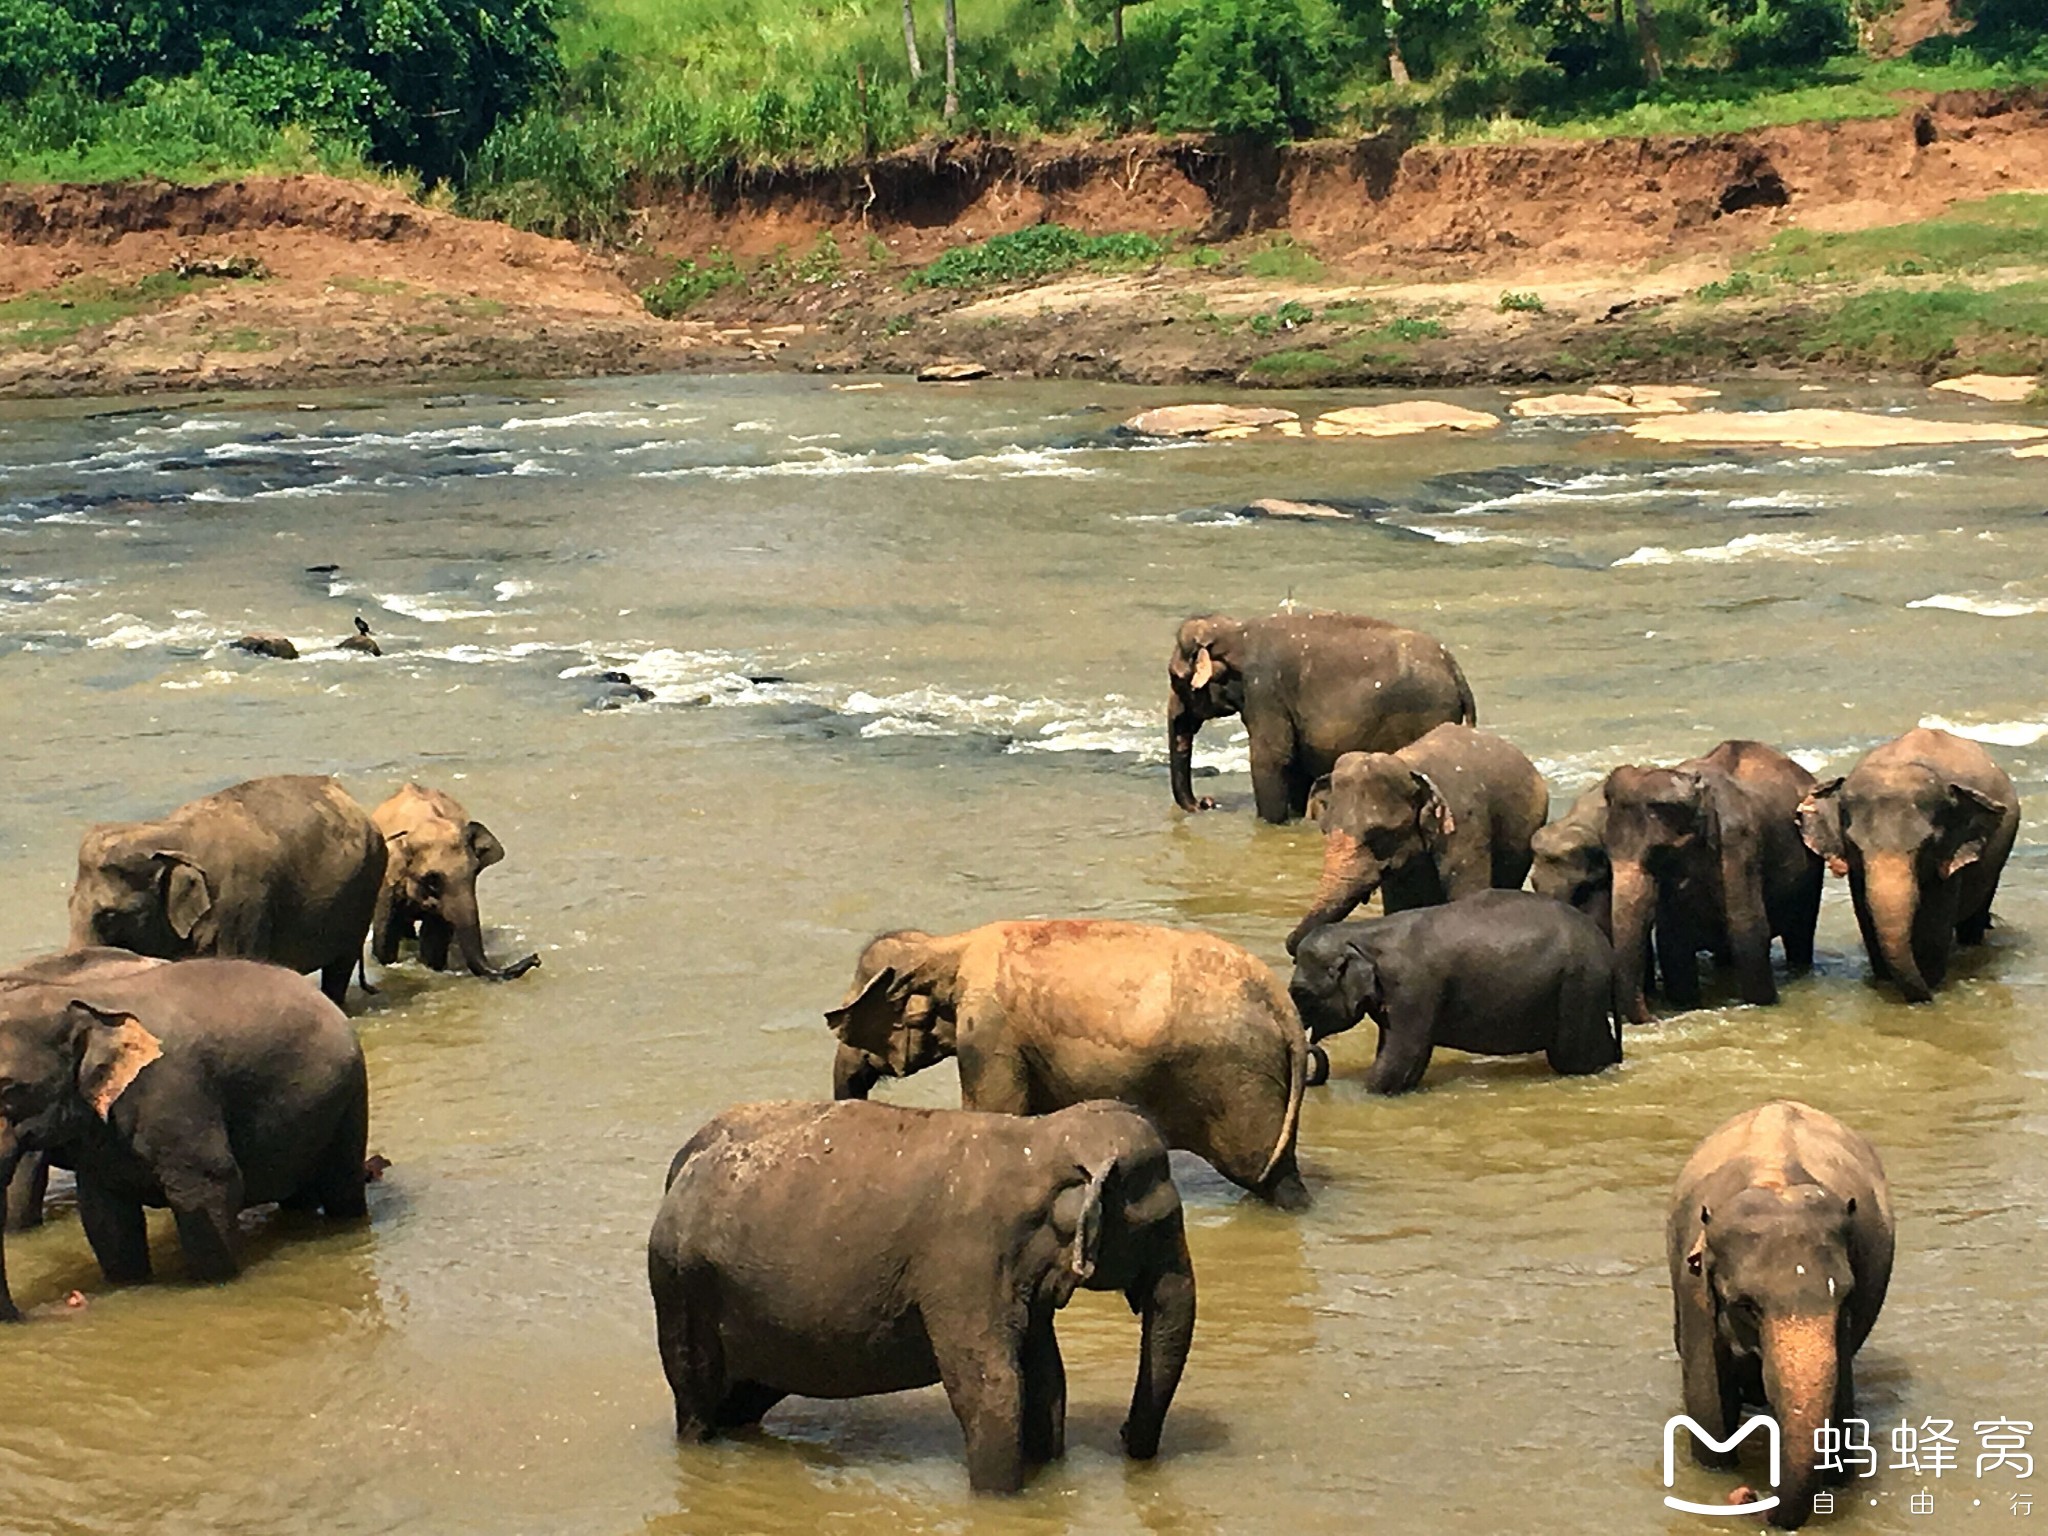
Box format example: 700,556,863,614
67,827,215,957
1686,1186,1861,1528
1035,1102,1196,1461
1284,752,1454,953
1166,615,1246,812
1602,764,1714,1021
1798,768,2008,1003
1285,923,1381,1044
823,930,963,1098
1529,788,1612,926
384,814,523,978
0,989,165,1320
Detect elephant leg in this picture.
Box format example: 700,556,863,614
1676,1292,1739,1464
714,1381,786,1429
1547,969,1619,1075
371,909,404,966
319,956,353,1007
1257,1145,1311,1212
957,1045,1032,1117
1195,1088,1308,1210
655,1276,728,1441
1780,872,1822,972
1246,722,1301,825
1956,901,1993,946
5,1152,50,1231
1021,1314,1067,1465
1364,1009,1436,1095
932,1322,1028,1493
418,916,455,972
313,1090,370,1221
75,1175,152,1285
1656,897,1703,1009
163,1160,244,1284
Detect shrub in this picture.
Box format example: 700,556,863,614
641,251,745,316
1498,289,1546,312
1160,0,1335,140
907,225,1165,289
1709,0,1855,69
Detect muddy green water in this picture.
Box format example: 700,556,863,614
1,377,2045,1535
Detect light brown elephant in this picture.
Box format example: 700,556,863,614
370,784,538,981
1797,727,2018,1002
1668,1101,1894,1530
826,920,1309,1209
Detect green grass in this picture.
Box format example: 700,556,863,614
1498,289,1545,313
905,225,1166,290
0,81,370,185
1811,281,2048,372
1695,270,1771,301
1383,315,1446,340
1242,237,1325,282
1745,194,2048,283
641,251,746,316
0,272,210,350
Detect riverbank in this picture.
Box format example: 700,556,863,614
4,88,2048,399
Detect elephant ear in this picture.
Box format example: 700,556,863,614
1412,772,1456,846
68,1001,164,1120
823,967,922,1075
1188,646,1216,691
1305,774,1335,825
1797,779,1848,875
1941,783,2008,878
154,853,212,942
466,821,506,871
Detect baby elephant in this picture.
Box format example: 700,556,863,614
1287,723,1549,954
827,920,1308,1209
371,784,538,981
1287,890,1621,1094
649,1099,1195,1494
1668,1101,1894,1530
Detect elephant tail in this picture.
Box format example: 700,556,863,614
1259,1020,1310,1188
1447,649,1478,726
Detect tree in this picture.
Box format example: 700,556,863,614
1634,0,1663,82
900,0,923,80
943,0,958,117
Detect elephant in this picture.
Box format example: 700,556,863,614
1529,783,1614,930
370,784,539,982
1285,723,1549,954
648,1098,1195,1493
1604,740,1823,1023
1167,610,1477,824
0,952,370,1320
1796,727,2019,1003
825,920,1309,1210
1668,1100,1894,1530
1287,890,1621,1093
69,775,387,1007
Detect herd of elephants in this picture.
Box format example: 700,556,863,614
0,607,2026,1527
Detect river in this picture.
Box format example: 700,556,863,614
1,376,2044,1535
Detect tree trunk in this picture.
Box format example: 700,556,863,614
1384,0,1411,84
943,0,959,119
1634,0,1664,84
900,0,924,80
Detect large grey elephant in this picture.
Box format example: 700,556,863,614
0,952,370,1320
1668,1100,1894,1530
69,775,386,1006
371,783,539,982
648,1098,1195,1493
1797,727,2018,1003
827,920,1308,1209
1168,610,1477,823
1285,723,1549,953
1604,741,1823,1022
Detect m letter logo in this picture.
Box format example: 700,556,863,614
1663,1415,1783,1516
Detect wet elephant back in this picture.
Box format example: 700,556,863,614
1247,619,1471,764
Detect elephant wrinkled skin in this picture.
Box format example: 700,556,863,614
648,1098,1196,1493
371,783,539,982
0,952,370,1320
1668,1101,1894,1530
1168,611,1477,824
68,775,386,1006
826,920,1309,1209
1287,723,1548,953
1798,727,2019,1002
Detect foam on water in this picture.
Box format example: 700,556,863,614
1611,532,1899,567
86,613,221,651
1907,593,2048,618
376,592,499,623
649,445,1098,482
1920,713,2048,746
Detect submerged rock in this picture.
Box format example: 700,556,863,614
916,360,990,382
1509,391,1685,418
1932,374,2039,404
2016,443,2048,459
1240,496,1393,521
1311,401,1500,437
1122,404,1300,438
1627,408,2048,450
231,632,299,660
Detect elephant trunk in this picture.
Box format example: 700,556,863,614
1286,831,1381,955
0,1123,22,1323
832,1043,881,1100
449,890,539,982
1761,1313,1840,1530
1609,860,1657,1023
1121,1224,1196,1461
1167,692,1201,812
1861,853,1932,1003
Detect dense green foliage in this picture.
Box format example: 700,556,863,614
909,225,1166,287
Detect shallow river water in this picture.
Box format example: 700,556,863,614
1,375,2046,1536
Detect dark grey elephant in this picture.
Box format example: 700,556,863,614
1529,783,1613,929
1288,890,1620,1093
1286,723,1549,953
0,953,369,1320
1168,611,1476,823
648,1098,1195,1493
1668,1100,1894,1530
1797,727,2018,1003
1604,740,1823,1022
370,783,538,981
68,775,386,1006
